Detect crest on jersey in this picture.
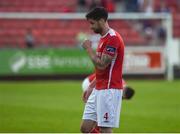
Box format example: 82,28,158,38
105,45,116,54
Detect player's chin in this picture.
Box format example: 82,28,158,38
93,29,100,34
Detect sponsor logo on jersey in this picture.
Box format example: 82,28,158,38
106,46,116,55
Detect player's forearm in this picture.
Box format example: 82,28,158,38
86,48,107,70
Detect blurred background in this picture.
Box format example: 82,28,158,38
0,0,180,133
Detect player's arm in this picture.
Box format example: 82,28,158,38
82,40,113,70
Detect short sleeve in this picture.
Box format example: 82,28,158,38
103,36,119,57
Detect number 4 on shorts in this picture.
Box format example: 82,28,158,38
104,112,109,121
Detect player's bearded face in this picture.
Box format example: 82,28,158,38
93,25,102,34
88,19,102,34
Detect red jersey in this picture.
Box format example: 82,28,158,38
88,73,126,88
95,28,124,90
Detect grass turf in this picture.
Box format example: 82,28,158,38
0,80,180,132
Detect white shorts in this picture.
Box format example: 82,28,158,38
82,88,123,128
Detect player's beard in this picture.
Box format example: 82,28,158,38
93,27,102,34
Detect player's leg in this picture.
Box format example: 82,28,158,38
80,119,97,133
99,127,112,133
96,89,123,133
81,89,97,133
90,125,100,133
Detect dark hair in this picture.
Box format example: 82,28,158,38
86,7,108,21
123,86,135,100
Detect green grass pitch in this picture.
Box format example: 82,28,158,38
0,80,180,132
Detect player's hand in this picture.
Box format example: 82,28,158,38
82,87,93,103
82,40,92,50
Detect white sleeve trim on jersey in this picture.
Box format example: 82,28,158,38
109,28,116,36
107,57,116,89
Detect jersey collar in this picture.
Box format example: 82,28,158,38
101,28,111,38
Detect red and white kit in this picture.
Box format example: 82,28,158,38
96,29,124,90
83,28,125,128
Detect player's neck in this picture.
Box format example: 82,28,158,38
101,24,110,37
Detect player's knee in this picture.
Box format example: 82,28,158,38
99,127,112,133
80,124,91,133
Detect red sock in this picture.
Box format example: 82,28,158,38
90,126,100,133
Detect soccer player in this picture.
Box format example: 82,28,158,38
81,7,125,133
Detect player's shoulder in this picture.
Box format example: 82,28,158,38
108,29,122,40
107,30,123,44
108,28,117,37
